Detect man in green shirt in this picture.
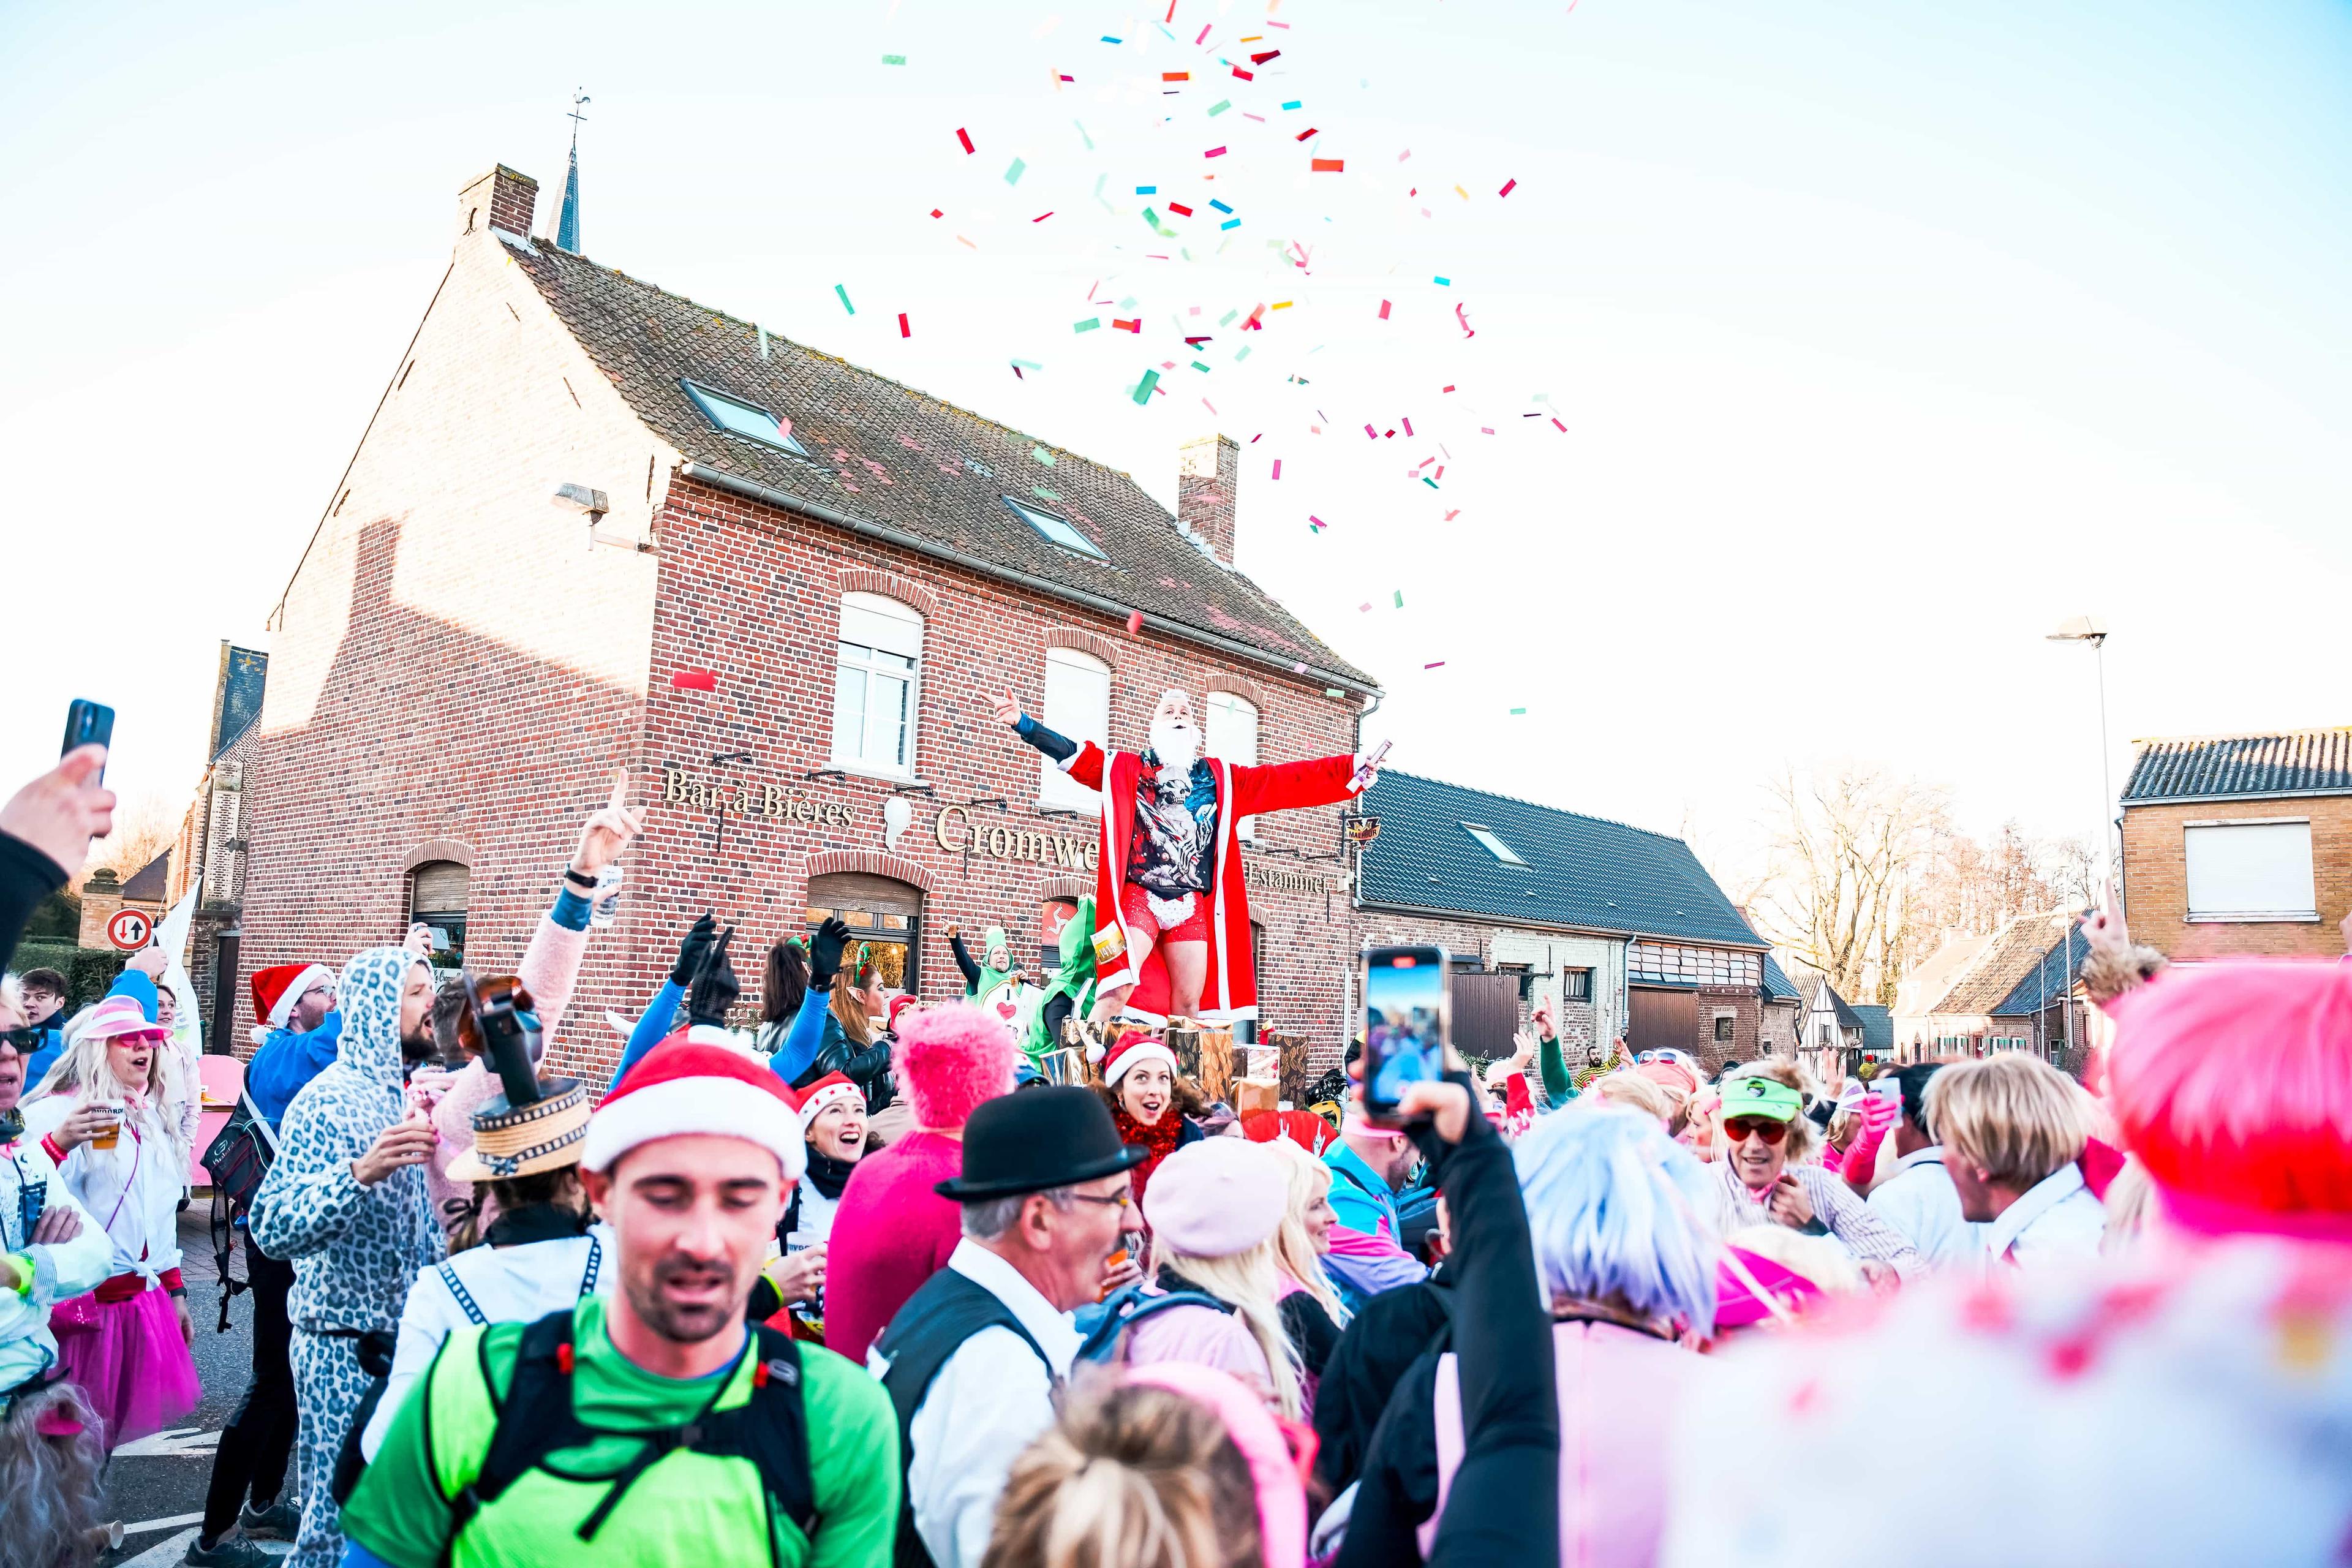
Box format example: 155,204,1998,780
341,1039,899,1568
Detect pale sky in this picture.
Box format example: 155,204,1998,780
4,0,2347,887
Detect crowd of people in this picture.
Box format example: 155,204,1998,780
2,739,2349,1568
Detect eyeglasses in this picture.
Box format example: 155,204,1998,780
301,984,334,1001
1722,1117,1790,1145
1062,1190,1133,1211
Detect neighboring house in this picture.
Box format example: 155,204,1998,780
1759,956,1804,1060
1849,1005,1894,1061
168,643,270,1053
1987,925,2093,1073
2119,727,2352,960
1354,772,1775,1070
1892,910,2082,1063
239,160,1379,1079
77,853,168,950
1792,970,1868,1082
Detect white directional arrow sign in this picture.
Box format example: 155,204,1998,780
110,1425,221,1458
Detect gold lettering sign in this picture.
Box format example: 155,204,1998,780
663,767,854,825
1244,859,1340,896
935,805,1101,870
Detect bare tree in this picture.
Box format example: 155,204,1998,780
85,791,179,884
1743,765,1948,1007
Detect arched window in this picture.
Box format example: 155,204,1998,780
832,592,924,776
408,861,470,968
1038,646,1111,811
1205,690,1260,840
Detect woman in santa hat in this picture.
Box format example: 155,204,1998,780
1091,1029,1207,1231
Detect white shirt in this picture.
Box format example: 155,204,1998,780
1866,1147,1991,1268
870,1238,1082,1568
1983,1162,2105,1276
360,1221,614,1458
0,1133,111,1393
20,1092,183,1283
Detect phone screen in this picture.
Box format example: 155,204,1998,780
1361,946,1448,1114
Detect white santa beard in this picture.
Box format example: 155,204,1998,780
1149,717,1200,772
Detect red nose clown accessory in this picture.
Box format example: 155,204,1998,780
1099,1029,1180,1087
586,1039,806,1180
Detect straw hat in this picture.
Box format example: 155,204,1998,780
445,1079,591,1182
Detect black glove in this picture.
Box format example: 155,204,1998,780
687,927,741,1028
670,913,718,987
809,916,852,991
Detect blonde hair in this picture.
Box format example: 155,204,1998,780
34,1014,185,1159
2101,1156,2157,1256
1146,1238,1305,1419
1719,1060,1818,1163
981,1372,1260,1568
1925,1054,2085,1189
1261,1139,1349,1329
1588,1071,1675,1125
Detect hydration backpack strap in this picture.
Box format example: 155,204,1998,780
439,1262,489,1326
735,1324,818,1544
578,1235,603,1298
1074,1285,1235,1365
447,1310,597,1545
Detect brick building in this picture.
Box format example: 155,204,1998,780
1892,910,2085,1063
237,162,1379,1082
1350,772,1781,1072
166,643,270,1051
2119,727,2352,960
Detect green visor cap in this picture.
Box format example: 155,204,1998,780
1724,1074,1803,1121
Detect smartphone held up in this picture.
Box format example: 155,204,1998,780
1360,944,1449,1122
62,699,114,781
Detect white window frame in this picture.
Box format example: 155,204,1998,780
830,592,924,779
1205,690,1261,840
1461,823,1526,866
2183,817,2319,922
1037,646,1112,811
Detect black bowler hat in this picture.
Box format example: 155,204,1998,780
935,1087,1148,1201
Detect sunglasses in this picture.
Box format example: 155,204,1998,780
1722,1116,1790,1145
0,1028,39,1050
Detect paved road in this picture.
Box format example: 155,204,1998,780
99,1208,288,1566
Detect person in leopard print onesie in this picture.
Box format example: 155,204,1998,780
249,947,445,1568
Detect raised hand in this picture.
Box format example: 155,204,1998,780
976,687,1022,728
571,769,647,878
2079,876,2130,959
671,912,718,986
0,746,116,880
810,917,853,990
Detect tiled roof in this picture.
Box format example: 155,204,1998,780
1356,772,1768,950
118,851,170,903
504,239,1375,690
1849,1005,1894,1052
1829,988,1867,1030
2123,728,2352,802
1936,913,2080,1016
1990,925,2090,1017
1762,955,1804,1003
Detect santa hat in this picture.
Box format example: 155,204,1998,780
250,963,331,1031
886,994,921,1033
1099,1028,1179,1087
2106,958,2352,1234
796,1071,864,1130
895,1003,1017,1129
585,1038,805,1180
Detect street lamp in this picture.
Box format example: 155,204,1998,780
2047,616,2112,1075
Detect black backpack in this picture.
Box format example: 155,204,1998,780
435,1309,816,1564
200,1088,279,1330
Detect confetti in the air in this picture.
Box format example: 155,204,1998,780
670,669,717,692
956,127,975,153
1126,609,1145,634
899,313,912,337
834,284,855,315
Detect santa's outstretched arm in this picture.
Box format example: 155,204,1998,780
976,684,1102,786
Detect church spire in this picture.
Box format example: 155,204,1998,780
558,89,589,251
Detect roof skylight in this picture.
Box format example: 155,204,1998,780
681,379,807,455
1461,823,1527,866
1005,497,1107,559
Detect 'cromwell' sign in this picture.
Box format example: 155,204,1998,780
934,805,1101,870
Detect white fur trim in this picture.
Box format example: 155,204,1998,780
268,964,332,1030
582,1076,807,1180
1104,1038,1180,1087
796,1079,864,1129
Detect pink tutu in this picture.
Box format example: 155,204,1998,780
53,1285,199,1450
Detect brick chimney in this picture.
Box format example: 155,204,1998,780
457,165,540,241
1177,434,1240,567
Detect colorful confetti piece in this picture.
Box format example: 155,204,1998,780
834,284,855,314
1126,609,1145,634
1311,157,1344,172
956,127,974,153
1509,707,1527,715
1499,177,1517,197
1005,157,1027,185
881,53,906,64
1271,458,1282,479
1205,145,1228,158
899,312,911,337
1033,446,1057,465
1074,317,1101,333
1378,300,1392,320
1133,368,1161,404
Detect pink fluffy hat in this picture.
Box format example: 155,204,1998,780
893,1003,1017,1130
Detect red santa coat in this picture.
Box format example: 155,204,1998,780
1061,741,1364,1024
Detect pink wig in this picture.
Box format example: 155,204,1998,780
2106,959,2352,1225
892,1002,1017,1129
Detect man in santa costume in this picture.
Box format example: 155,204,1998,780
981,684,1381,1027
